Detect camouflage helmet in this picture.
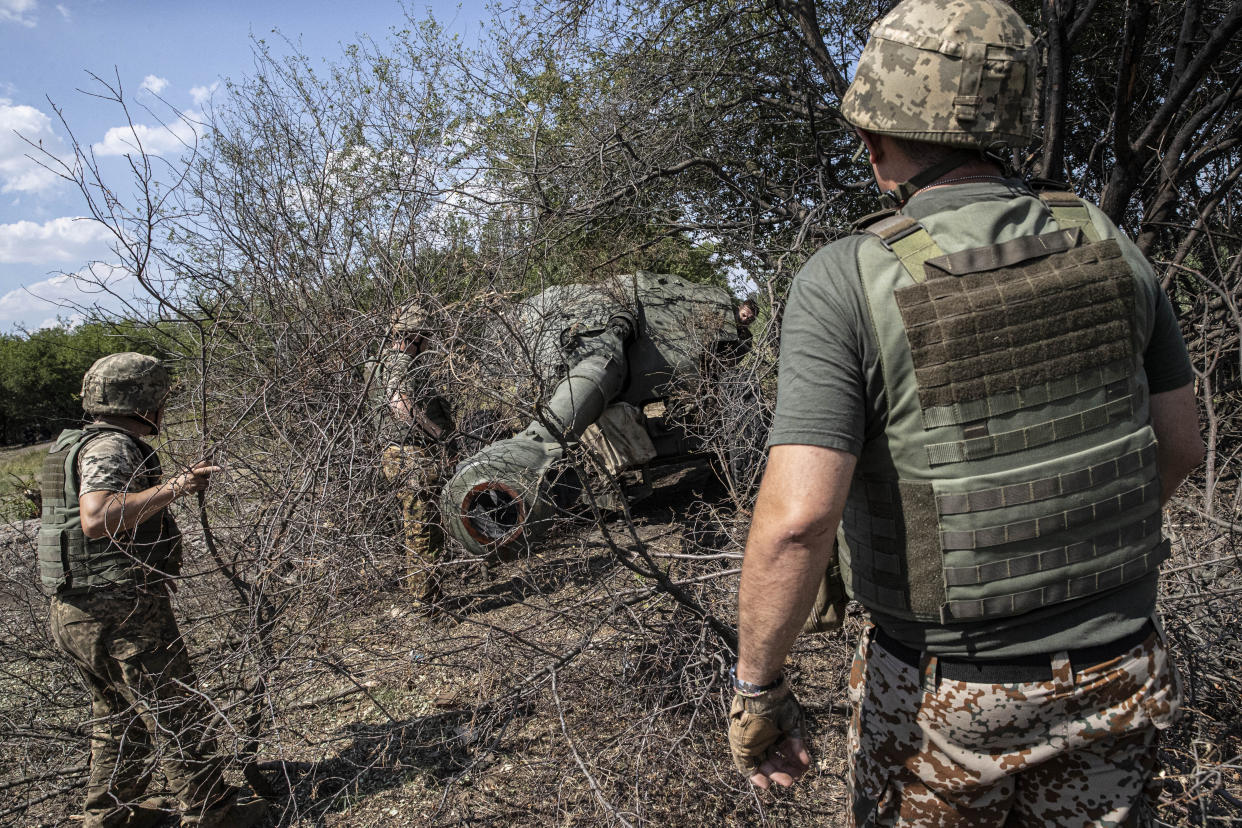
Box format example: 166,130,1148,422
80,352,171,416
391,301,431,335
840,0,1036,148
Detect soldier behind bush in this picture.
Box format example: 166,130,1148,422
375,302,457,605
38,353,267,828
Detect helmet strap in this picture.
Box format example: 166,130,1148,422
880,149,976,208
134,410,161,436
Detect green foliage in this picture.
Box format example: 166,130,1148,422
0,322,159,445
0,443,44,521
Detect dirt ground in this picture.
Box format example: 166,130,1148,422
2,465,1239,826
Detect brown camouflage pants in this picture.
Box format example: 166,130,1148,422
847,621,1182,827
49,590,231,828
381,444,444,600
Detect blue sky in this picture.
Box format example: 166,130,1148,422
0,0,486,331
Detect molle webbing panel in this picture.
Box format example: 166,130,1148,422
940,475,1159,549
943,513,1163,587
843,478,946,617
895,239,1134,412
924,386,1138,466
936,441,1157,515
943,539,1169,620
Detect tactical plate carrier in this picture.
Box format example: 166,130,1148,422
38,425,182,596
840,192,1166,623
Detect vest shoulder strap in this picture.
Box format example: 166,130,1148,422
863,215,945,284
1037,191,1102,242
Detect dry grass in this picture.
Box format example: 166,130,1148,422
2,462,1239,827
0,442,46,522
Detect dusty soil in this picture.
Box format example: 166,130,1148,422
2,467,1239,827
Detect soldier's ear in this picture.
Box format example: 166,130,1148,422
857,129,883,165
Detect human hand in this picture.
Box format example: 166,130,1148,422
728,683,811,789
169,461,222,497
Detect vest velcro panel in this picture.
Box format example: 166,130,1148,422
895,239,1133,411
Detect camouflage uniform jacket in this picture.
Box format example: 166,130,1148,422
375,348,455,447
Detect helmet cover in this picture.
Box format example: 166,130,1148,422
840,0,1036,148
391,301,431,335
81,352,171,416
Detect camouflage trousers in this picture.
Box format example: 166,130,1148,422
847,621,1182,827
49,590,232,828
381,444,444,599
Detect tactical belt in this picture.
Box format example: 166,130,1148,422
873,621,1155,684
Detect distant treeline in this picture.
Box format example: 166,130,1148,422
0,323,159,445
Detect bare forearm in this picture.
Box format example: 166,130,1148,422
1150,383,1205,506
736,444,856,686
737,523,833,684
83,484,175,539
80,461,219,540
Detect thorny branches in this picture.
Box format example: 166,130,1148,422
2,1,1240,824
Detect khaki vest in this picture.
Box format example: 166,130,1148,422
840,192,1167,623
37,424,181,596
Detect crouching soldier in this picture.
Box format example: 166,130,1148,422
377,302,457,605
39,353,266,828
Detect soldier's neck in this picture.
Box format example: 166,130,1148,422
95,415,153,437
873,156,1004,198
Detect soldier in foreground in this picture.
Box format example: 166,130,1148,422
377,302,456,604
38,353,266,828
728,0,1205,824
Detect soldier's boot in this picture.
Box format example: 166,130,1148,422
83,797,176,828
182,789,268,828
123,797,177,828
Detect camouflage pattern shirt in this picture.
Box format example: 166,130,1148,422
377,348,455,446
78,431,160,496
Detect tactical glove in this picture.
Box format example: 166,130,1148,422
728,682,805,775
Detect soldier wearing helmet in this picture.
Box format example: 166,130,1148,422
375,300,456,605
39,353,266,828
730,0,1204,824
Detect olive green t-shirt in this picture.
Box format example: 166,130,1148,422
768,180,1193,657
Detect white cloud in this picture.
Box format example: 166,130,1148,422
55,2,68,21
0,217,112,264
0,0,38,26
140,75,169,95
93,115,198,157
40,311,85,329
189,82,219,108
0,97,65,194
0,263,134,325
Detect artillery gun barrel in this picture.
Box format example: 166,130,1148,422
441,319,632,557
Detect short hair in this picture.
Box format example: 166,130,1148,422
888,136,965,167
